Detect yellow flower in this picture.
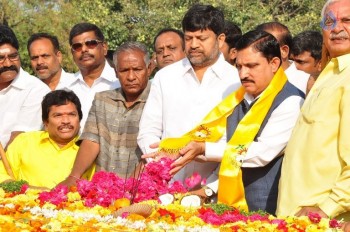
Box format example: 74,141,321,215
0,188,5,198
67,192,81,202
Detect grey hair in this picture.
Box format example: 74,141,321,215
321,0,342,18
113,41,150,69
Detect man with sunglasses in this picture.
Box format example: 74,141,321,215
68,23,120,130
0,25,50,149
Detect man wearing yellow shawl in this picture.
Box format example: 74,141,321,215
152,30,304,214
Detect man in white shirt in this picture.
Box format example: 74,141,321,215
0,25,50,148
256,22,310,94
153,28,186,70
27,33,74,91
67,23,120,129
168,30,304,214
138,4,241,200
290,31,323,95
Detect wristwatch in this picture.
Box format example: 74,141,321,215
204,186,214,198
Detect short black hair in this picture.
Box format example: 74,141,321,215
42,90,82,122
182,4,225,36
69,22,104,45
224,20,242,50
27,33,60,53
255,22,292,49
236,29,281,64
291,30,323,61
0,25,19,49
153,28,185,50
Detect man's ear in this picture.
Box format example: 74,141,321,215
56,51,63,64
280,45,290,61
43,120,49,131
316,60,322,72
217,33,226,49
102,42,108,56
229,48,237,61
270,57,281,73
147,52,157,76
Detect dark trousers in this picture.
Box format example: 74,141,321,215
241,155,283,215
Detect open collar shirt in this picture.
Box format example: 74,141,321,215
68,61,120,130
277,54,350,219
80,82,151,177
0,131,79,189
55,69,75,90
137,55,241,187
0,68,50,147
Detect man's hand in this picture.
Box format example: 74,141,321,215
170,141,205,175
189,187,206,198
295,206,328,218
56,176,79,188
342,222,350,232
141,142,182,161
28,185,50,191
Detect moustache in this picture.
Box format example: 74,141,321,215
79,52,94,60
58,124,74,130
0,65,19,74
330,31,350,40
240,77,255,83
36,65,48,71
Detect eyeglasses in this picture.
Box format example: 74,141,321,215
0,53,20,64
71,39,103,52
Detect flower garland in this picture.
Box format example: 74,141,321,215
38,158,202,208
0,158,345,231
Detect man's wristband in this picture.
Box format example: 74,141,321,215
68,175,81,181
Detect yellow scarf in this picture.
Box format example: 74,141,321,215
159,67,287,211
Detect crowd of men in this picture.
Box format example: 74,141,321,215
0,0,349,230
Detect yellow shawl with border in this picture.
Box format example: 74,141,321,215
159,67,287,211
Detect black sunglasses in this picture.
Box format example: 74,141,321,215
71,39,103,52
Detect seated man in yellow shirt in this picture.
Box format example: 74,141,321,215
0,90,91,189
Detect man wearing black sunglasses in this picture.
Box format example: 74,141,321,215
68,23,120,130
0,25,50,149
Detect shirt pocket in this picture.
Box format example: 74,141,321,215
301,86,339,125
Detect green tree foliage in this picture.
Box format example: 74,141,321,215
1,0,323,73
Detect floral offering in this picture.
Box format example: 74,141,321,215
0,158,344,231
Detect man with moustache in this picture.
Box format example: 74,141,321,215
153,28,186,69
277,0,350,220
59,41,152,186
0,25,50,148
138,4,241,199
27,33,74,90
160,30,304,213
68,23,120,130
0,90,90,189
